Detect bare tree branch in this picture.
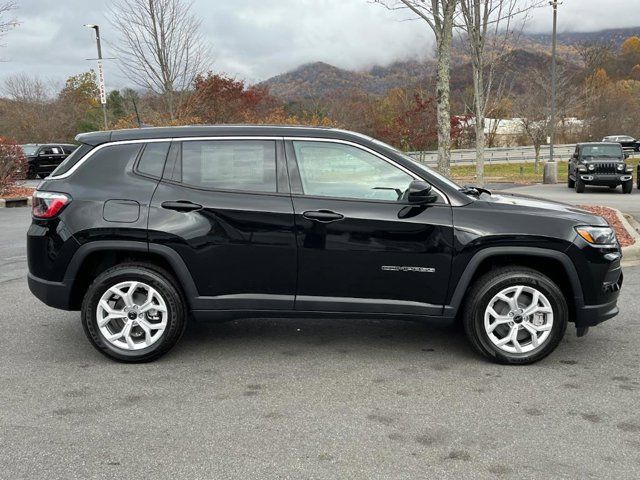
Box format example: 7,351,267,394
0,1,19,48
108,0,210,119
458,0,541,184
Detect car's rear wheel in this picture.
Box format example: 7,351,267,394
81,264,186,362
462,267,568,365
622,180,633,194
575,177,585,193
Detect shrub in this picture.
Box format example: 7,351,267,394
0,137,27,196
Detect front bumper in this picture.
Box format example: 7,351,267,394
578,173,632,186
573,266,622,332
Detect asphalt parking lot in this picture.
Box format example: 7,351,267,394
504,182,640,223
1,206,640,479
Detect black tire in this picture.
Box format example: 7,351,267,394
623,180,633,194
462,267,568,365
26,168,37,180
37,173,47,179
81,263,187,362
575,177,585,193
567,174,575,188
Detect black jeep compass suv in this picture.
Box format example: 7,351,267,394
27,126,623,364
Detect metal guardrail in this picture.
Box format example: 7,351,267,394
407,144,577,166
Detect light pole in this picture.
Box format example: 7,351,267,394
543,0,559,184
84,24,108,130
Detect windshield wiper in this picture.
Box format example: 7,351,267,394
459,185,492,197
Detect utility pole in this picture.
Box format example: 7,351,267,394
84,24,109,130
543,0,559,184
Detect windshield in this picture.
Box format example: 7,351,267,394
581,144,623,158
21,144,39,156
370,139,462,190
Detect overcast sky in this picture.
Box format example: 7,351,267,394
1,0,639,92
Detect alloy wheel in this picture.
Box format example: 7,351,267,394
96,281,168,350
483,285,554,354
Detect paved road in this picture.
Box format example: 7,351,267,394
503,183,640,223
2,208,640,479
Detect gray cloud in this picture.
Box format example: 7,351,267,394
0,0,638,91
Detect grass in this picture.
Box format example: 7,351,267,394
450,158,640,184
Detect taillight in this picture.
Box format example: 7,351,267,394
32,191,71,219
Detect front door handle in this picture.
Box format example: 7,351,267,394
161,200,203,212
302,210,344,223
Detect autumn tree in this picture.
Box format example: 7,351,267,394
375,88,438,153
0,136,26,194
621,36,640,76
57,71,103,137
184,73,275,124
109,0,209,120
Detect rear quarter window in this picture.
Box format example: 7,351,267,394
50,144,93,176
136,142,170,178
71,143,143,185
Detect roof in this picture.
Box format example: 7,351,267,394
576,142,624,146
75,125,370,146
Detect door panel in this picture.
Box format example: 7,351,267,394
291,197,453,314
286,140,454,315
148,139,297,310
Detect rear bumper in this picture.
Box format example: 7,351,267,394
27,273,74,310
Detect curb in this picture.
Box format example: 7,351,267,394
0,196,32,208
612,208,640,266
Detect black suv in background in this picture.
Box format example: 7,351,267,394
21,143,78,179
27,126,623,364
568,142,633,193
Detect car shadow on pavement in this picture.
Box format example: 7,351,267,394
173,316,477,362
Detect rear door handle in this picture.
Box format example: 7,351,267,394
302,210,344,223
161,200,203,212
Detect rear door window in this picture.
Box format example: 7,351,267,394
177,140,277,193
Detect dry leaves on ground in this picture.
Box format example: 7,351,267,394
578,205,636,247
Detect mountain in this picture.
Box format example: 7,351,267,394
260,27,640,101
260,60,434,101
527,27,640,49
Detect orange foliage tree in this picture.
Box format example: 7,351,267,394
0,137,27,195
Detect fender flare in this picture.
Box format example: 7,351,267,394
63,241,199,307
443,246,584,317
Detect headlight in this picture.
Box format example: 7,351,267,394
588,164,595,171
575,226,617,245
617,164,625,171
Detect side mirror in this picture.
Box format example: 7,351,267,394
407,180,438,204
624,153,630,159
572,153,578,159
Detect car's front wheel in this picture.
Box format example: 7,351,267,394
575,177,585,193
81,264,186,362
463,267,568,365
567,174,575,188
622,179,633,194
